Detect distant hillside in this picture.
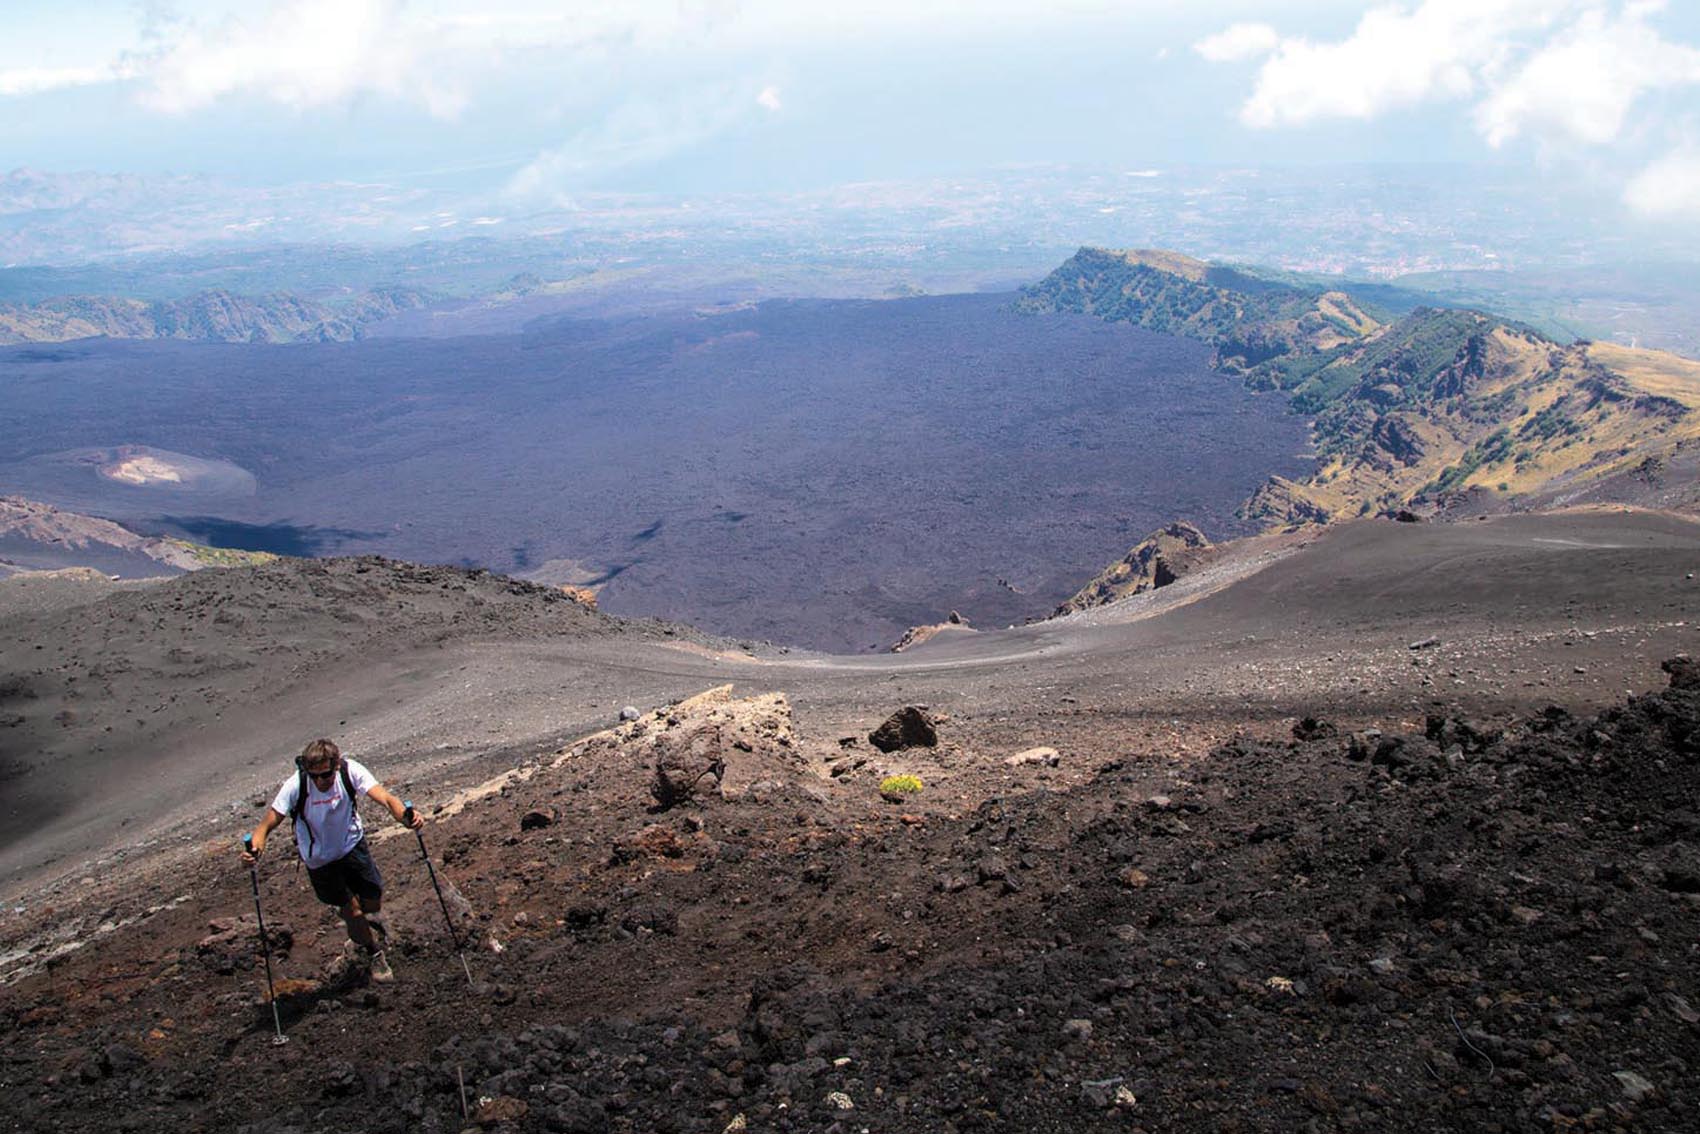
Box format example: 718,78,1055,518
1015,247,1381,374
1022,248,1700,526
0,495,276,576
0,286,429,345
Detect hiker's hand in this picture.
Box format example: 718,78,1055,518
241,838,263,865
406,810,424,831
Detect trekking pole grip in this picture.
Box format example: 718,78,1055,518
403,800,415,826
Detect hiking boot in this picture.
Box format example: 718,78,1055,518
368,949,395,984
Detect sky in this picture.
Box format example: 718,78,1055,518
2,1,1699,220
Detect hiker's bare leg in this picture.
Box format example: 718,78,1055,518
364,897,388,945
339,896,378,952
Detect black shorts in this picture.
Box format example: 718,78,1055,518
306,838,384,907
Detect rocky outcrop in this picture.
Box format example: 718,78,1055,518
868,706,940,752
556,585,599,611
0,495,274,573
1239,477,1332,530
1663,655,1699,691
1,495,151,553
1369,414,1427,467
612,687,807,810
1054,521,1213,615
651,732,728,810
889,610,974,653
1432,332,1491,398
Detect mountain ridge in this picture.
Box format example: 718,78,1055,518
0,286,430,345
0,494,277,577
1021,247,1700,530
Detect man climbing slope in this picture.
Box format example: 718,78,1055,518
240,738,423,983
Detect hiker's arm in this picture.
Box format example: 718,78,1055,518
243,808,285,863
367,783,423,830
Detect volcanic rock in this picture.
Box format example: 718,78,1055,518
1663,655,1699,691
474,1095,529,1124
1004,746,1060,767
889,611,977,653
520,807,556,831
868,706,939,752
1292,716,1337,741
1613,1070,1656,1102
651,730,728,810
1054,521,1212,614
556,585,598,611
197,915,293,971
1240,476,1331,530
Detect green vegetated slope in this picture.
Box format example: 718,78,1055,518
1015,247,1379,370
0,287,429,345
1020,248,1700,527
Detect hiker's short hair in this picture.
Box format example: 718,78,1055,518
300,738,341,766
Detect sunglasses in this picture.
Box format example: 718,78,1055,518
307,764,340,779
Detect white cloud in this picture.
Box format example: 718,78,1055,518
1233,1,1572,129
5,0,1177,111
1194,22,1279,64
757,85,783,112
1624,146,1700,216
1474,4,1700,147
0,65,119,97
1211,1,1700,149
1200,1,1700,217
137,0,467,117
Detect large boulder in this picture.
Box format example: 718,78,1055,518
651,728,728,810
1664,655,1700,691
868,706,939,752
633,687,807,809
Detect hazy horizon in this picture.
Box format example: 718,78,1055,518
3,2,1699,273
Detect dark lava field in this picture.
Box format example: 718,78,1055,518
0,294,1311,650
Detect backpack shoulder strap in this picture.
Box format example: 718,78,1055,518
288,767,317,857
341,764,358,815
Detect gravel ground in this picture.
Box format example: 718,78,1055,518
2,508,1699,1131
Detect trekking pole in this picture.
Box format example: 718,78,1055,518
241,834,289,1046
405,802,474,986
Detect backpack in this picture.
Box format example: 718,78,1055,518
288,761,357,859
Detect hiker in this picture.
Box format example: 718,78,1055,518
241,738,423,983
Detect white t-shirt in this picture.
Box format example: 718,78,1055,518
269,758,379,869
